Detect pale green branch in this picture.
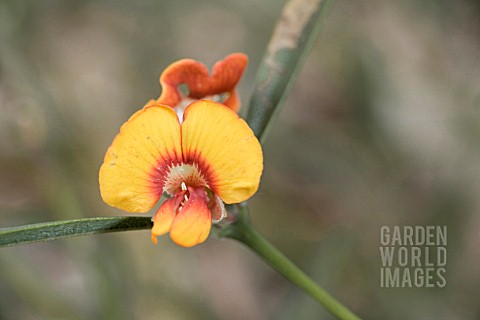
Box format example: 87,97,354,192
247,0,334,142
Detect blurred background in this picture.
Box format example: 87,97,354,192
1,0,480,319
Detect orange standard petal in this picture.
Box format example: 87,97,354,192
181,100,263,204
169,187,212,247
156,53,248,112
99,104,182,212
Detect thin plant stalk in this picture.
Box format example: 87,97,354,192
218,205,361,320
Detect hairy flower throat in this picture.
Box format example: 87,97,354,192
164,163,208,195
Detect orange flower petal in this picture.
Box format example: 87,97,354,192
157,53,248,112
157,59,208,108
193,53,247,98
151,196,182,244
169,187,212,247
181,100,263,204
223,89,240,114
99,105,182,212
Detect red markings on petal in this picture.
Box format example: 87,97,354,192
148,152,183,198
181,150,218,194
157,53,248,112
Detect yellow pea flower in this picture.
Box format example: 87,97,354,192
99,100,263,247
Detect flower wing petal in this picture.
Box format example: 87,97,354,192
99,105,182,212
151,197,177,244
169,187,211,247
182,100,263,204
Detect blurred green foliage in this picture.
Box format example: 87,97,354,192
1,0,480,319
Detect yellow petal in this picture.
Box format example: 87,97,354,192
181,100,263,204
99,104,182,212
169,187,211,247
151,197,177,244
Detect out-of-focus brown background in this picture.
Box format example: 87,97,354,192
1,0,479,319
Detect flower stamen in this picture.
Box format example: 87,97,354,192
163,164,208,195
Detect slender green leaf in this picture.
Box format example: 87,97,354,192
0,217,152,247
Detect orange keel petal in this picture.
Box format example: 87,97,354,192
169,187,212,247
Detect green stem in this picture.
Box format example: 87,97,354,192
0,217,152,247
246,0,334,142
219,206,361,320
